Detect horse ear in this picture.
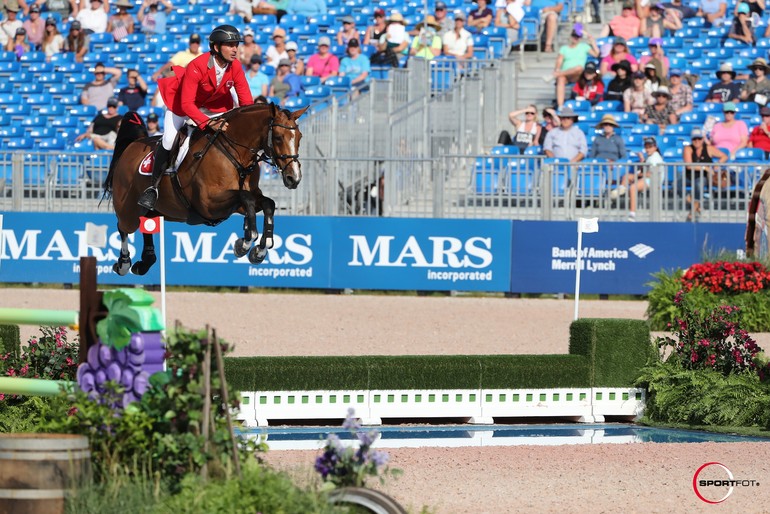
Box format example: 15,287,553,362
269,102,278,117
290,106,309,120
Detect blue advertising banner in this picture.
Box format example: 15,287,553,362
0,212,331,288
329,217,512,291
510,221,745,295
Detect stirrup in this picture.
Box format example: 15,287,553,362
137,187,159,210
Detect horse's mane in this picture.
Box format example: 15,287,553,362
229,102,294,120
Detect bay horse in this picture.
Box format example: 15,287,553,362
103,103,308,276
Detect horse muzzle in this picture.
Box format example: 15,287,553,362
283,172,301,189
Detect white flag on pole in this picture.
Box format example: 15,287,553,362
578,217,599,234
85,222,108,248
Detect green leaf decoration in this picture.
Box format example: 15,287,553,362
96,289,164,349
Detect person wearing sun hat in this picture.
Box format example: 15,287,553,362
410,15,442,60
264,27,288,68
590,113,627,161
285,40,304,75
543,106,587,162
726,2,756,45
0,0,23,48
443,9,474,60
381,11,409,55
237,27,262,68
706,62,740,103
642,85,677,134
76,0,108,35
604,59,632,102
740,57,770,103
107,0,135,42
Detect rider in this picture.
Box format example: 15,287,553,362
138,24,254,210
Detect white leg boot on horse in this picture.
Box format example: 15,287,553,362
137,146,171,211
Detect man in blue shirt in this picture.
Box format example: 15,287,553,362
543,106,587,162
339,38,371,88
288,0,326,18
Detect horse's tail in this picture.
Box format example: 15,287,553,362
102,111,149,201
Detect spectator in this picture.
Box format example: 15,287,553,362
22,3,43,49
467,0,494,32
600,1,642,40
663,0,698,21
605,59,632,102
44,0,77,22
0,0,23,48
642,85,677,134
739,0,764,16
287,0,326,18
707,62,741,102
544,24,599,109
5,26,28,59
146,112,162,136
75,97,121,150
151,33,203,80
285,40,304,75
382,12,409,56
238,26,262,68
63,20,88,63
228,0,256,22
683,127,728,221
270,58,302,102
76,0,108,35
41,17,64,60
543,106,587,162
667,68,693,115
534,0,564,53
709,101,748,158
81,61,122,109
740,57,770,104
497,104,542,152
726,2,756,44
495,0,523,46
117,68,147,110
643,2,681,37
339,38,370,87
442,10,473,60
590,113,627,160
138,0,172,35
433,1,454,37
571,61,604,105
748,105,770,157
539,107,560,145
264,26,288,68
638,37,668,79
253,0,288,23
363,7,387,46
305,35,339,83
624,70,653,116
106,0,134,42
245,54,269,99
614,136,665,221
409,15,442,61
643,62,664,93
600,37,638,77
697,0,727,27
336,15,358,46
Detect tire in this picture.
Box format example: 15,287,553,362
328,487,407,514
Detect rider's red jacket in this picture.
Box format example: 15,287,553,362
158,52,253,129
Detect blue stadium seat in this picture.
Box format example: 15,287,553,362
324,75,352,92
300,75,321,87
284,96,310,109
304,84,331,100
734,148,765,161
68,105,98,117
491,145,518,155
593,100,622,112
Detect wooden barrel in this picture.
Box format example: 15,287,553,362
0,434,91,514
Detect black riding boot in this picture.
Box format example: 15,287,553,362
138,146,170,210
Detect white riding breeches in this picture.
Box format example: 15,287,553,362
161,109,224,151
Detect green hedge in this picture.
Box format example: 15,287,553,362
224,319,652,391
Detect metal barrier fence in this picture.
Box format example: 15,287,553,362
1,151,761,224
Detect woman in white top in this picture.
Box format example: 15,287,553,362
497,104,542,153
41,17,64,59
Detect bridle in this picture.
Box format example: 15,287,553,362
193,109,300,187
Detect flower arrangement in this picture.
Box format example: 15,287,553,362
656,291,765,376
681,261,770,295
314,408,393,488
0,326,79,401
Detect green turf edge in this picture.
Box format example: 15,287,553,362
637,418,770,439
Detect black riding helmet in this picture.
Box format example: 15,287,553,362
209,24,243,55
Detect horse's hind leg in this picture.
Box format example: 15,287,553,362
235,191,258,258
113,227,132,276
248,196,275,265
131,232,156,275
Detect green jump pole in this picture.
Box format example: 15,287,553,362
0,377,73,397
0,308,79,328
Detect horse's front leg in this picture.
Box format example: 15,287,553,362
248,196,275,265
234,190,258,259
131,232,156,275
113,227,132,276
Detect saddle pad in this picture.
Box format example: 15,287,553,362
137,131,193,177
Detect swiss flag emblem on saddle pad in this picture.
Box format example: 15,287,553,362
139,151,154,176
